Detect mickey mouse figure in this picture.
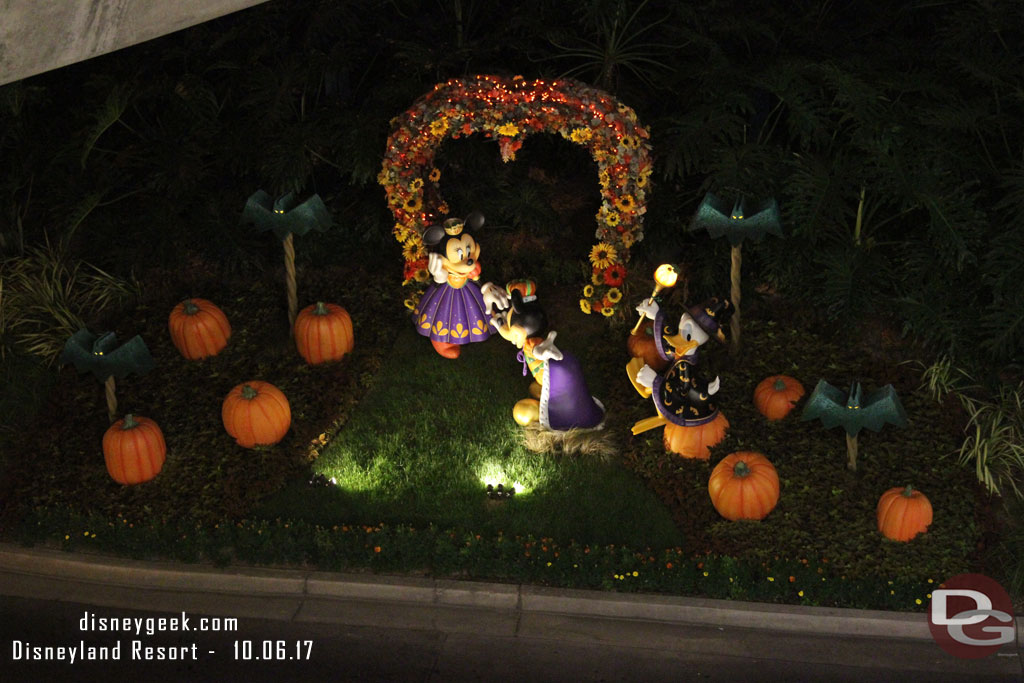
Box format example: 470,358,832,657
490,284,605,431
413,211,508,358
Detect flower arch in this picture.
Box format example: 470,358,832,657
378,74,653,316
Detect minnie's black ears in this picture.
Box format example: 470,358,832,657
422,224,446,246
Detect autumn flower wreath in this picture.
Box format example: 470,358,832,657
378,74,652,315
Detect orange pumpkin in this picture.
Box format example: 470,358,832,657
222,381,291,448
102,414,166,485
754,375,805,420
877,485,932,541
708,451,780,521
627,320,669,372
168,298,231,360
663,412,729,459
294,302,354,365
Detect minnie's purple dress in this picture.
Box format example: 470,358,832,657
414,277,492,345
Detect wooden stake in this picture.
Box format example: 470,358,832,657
104,376,117,423
283,233,297,328
730,243,742,355
846,432,858,471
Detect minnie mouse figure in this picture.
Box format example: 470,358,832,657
413,212,508,358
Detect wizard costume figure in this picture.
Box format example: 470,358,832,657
491,286,605,431
413,212,507,359
628,296,734,458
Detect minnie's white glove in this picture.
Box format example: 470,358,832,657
533,330,564,361
427,253,447,283
479,282,509,314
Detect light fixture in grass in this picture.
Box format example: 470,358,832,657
59,329,155,422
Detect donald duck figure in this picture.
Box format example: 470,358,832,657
628,295,734,458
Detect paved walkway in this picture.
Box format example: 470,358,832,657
1,544,1021,681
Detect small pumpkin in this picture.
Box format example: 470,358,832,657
294,301,354,365
168,298,231,360
102,414,166,485
877,485,933,541
627,320,669,372
222,381,291,448
663,412,729,459
708,451,780,521
754,374,805,420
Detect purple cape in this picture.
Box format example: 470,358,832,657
540,351,605,431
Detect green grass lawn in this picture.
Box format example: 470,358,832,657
258,322,686,549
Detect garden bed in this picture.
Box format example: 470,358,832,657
0,252,1001,611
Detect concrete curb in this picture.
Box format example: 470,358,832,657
0,543,1019,650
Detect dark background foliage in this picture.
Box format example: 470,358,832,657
2,0,1022,374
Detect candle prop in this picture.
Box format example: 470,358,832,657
630,263,678,335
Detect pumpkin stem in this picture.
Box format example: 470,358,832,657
183,299,200,315
313,301,329,316
122,413,138,430
773,378,787,391
734,460,751,477
902,484,915,497
241,384,258,400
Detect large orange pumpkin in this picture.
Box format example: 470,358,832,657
627,320,669,372
222,381,291,448
168,298,231,360
102,414,166,485
294,301,354,365
877,485,933,541
663,412,729,459
753,375,805,420
708,451,780,521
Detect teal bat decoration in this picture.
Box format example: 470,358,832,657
690,192,783,246
59,329,155,381
801,380,907,436
801,379,907,471
241,191,333,241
